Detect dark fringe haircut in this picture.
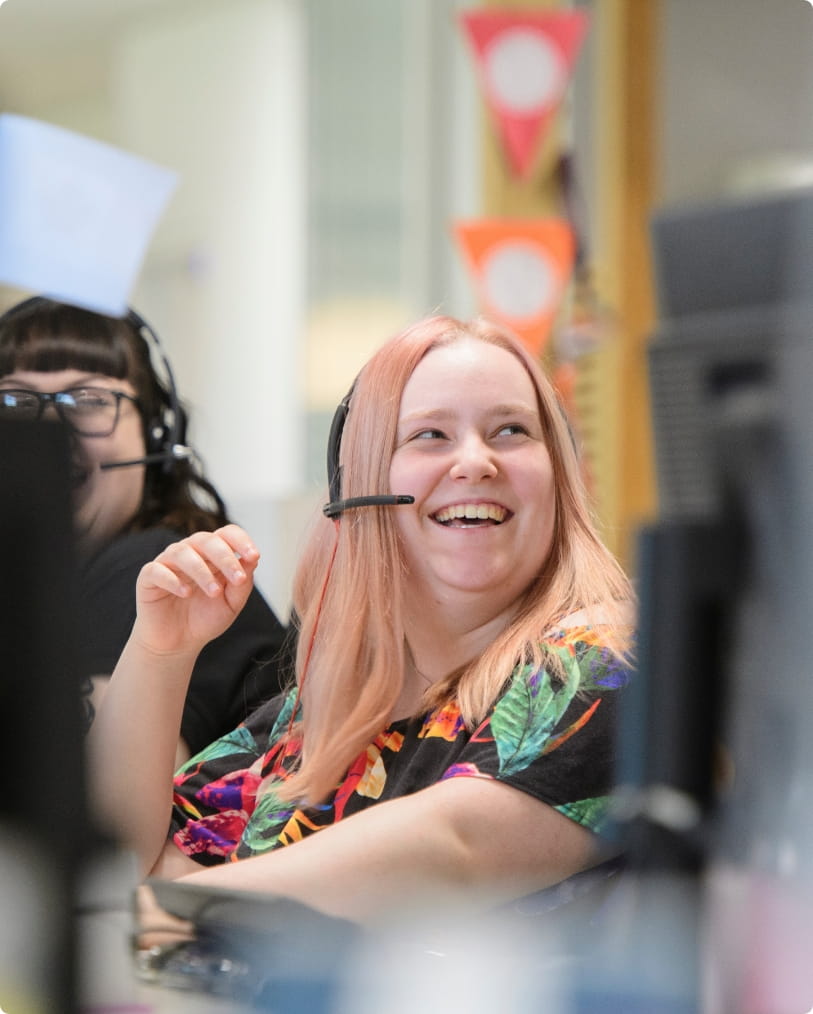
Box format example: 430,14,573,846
0,298,228,535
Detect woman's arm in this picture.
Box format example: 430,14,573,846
87,525,260,874
88,675,192,768
158,775,602,925
77,530,208,764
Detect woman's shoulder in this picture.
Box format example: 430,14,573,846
85,525,181,565
544,618,631,647
539,616,634,694
551,600,636,632
539,624,632,697
545,601,634,650
242,685,301,739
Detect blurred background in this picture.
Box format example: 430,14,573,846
2,0,813,615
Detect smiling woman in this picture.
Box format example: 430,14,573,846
0,296,291,760
389,338,556,645
0,368,147,547
90,314,635,938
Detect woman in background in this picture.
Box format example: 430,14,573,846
91,314,634,924
0,296,291,763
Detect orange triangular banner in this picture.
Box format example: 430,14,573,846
453,218,576,357
459,9,589,179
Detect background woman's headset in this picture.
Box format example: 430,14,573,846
0,296,191,472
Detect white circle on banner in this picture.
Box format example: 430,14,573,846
481,241,557,322
483,27,564,114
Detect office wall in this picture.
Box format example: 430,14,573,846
112,1,309,611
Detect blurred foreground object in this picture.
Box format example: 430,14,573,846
633,187,813,1012
0,113,176,315
0,419,89,1014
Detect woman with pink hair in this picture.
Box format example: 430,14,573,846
91,314,634,926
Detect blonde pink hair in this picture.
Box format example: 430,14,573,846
280,315,634,804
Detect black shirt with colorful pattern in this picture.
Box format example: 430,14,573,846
169,624,632,865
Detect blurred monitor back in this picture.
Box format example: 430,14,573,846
648,186,813,521
642,188,813,1009
0,418,86,1014
651,185,813,321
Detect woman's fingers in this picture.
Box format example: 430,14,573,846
141,526,260,600
140,559,195,600
212,523,260,564
133,883,195,952
162,538,239,598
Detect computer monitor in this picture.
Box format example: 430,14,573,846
636,186,813,1009
648,186,813,523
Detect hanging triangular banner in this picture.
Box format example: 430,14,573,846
459,9,589,179
551,360,595,495
453,218,576,357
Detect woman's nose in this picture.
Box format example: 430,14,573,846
449,434,498,481
40,400,61,422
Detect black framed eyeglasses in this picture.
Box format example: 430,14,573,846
0,387,140,437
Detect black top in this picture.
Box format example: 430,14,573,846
77,527,293,755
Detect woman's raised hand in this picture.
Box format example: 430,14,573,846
133,524,260,658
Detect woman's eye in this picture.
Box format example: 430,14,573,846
496,423,528,437
72,391,110,408
412,428,445,441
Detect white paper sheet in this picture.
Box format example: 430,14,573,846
0,113,177,316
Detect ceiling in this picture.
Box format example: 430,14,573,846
0,0,169,42
0,0,197,110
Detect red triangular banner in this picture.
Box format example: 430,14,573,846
459,9,590,179
453,218,576,357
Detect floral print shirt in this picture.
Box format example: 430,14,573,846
169,625,632,865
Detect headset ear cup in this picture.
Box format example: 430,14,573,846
128,307,183,455
326,386,354,503
146,419,171,457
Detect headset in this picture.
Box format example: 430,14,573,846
278,380,415,754
322,360,576,519
0,296,192,473
104,307,192,472
322,381,414,518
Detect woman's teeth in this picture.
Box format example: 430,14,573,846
433,503,507,526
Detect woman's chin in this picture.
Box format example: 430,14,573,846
71,475,93,520
72,497,108,553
